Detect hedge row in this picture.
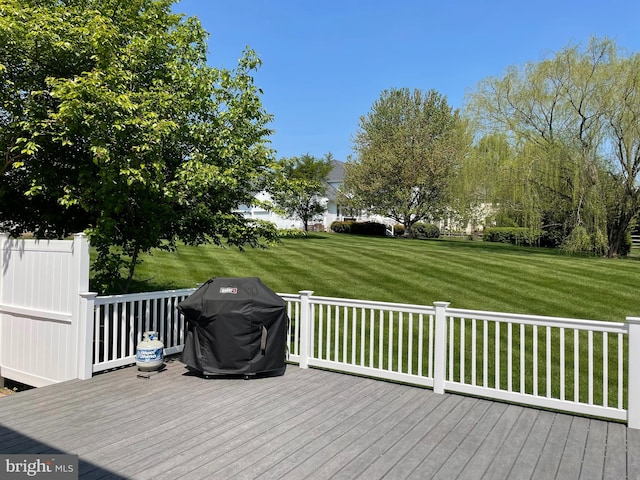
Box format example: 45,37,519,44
482,227,540,246
410,222,440,239
330,221,387,236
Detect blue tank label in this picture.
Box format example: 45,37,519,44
136,348,163,362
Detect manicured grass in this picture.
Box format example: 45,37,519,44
125,233,640,322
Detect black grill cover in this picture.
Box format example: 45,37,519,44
178,277,288,376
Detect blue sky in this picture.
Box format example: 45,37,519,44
174,0,640,162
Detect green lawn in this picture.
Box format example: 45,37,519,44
125,233,640,322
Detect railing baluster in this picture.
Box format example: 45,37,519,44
326,305,332,361
520,323,526,393
448,316,454,381
507,322,512,392
351,307,357,365
294,302,300,356
94,305,102,363
369,309,374,368
471,318,476,386
483,319,488,387
388,311,393,371
159,299,165,347
618,332,623,410
460,318,465,383
378,310,383,370
119,301,126,360
428,314,434,378
588,330,594,405
560,327,565,401
418,314,424,377
106,304,113,362
408,313,413,376
310,303,316,362
360,308,365,366
343,306,348,363
532,324,536,396
398,312,403,373
546,326,551,398
495,321,500,390
574,329,579,402
603,331,608,407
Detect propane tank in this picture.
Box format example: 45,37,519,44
136,331,164,371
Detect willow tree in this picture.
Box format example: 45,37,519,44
0,0,276,292
466,37,638,256
344,88,470,236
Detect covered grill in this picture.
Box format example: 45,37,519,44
178,277,288,377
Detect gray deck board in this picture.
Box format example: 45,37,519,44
0,358,636,479
454,404,524,479
531,413,573,480
581,419,608,480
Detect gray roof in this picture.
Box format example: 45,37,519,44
327,160,345,183
325,160,345,201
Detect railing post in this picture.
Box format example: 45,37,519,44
628,317,640,429
78,292,97,380
298,290,314,369
433,301,450,394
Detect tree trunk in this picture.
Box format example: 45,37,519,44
404,219,413,238
124,244,140,293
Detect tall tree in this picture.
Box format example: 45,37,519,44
467,37,639,256
269,153,333,231
344,88,469,236
0,0,276,292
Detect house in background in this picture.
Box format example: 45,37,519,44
239,159,349,231
239,159,491,235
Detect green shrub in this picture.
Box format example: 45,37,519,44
331,220,354,233
561,226,610,256
331,221,386,236
483,227,540,246
351,221,386,236
410,223,440,239
620,231,633,256
393,224,405,236
277,228,307,238
539,225,564,248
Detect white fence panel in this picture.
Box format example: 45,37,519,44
0,234,89,386
443,308,627,421
282,292,436,387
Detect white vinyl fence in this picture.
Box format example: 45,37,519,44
0,233,90,386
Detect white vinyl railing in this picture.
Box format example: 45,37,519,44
87,288,195,373
282,292,638,427
443,308,627,420
84,289,640,428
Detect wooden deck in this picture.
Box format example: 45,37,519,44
1,358,638,479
